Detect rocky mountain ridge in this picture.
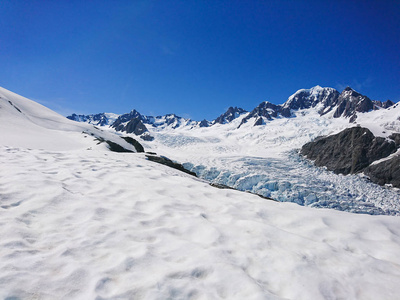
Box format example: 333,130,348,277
67,86,395,137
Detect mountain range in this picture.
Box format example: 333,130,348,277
68,85,394,137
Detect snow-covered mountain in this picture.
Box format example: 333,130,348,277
239,85,393,126
282,85,340,116
213,106,247,125
68,86,393,133
2,86,400,299
67,112,119,126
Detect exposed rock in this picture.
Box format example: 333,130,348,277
331,87,374,122
7,100,22,113
364,155,400,188
209,183,276,201
140,133,155,141
199,119,210,127
145,154,197,177
114,109,144,123
213,107,247,124
254,117,264,126
239,101,280,127
125,118,148,135
105,140,134,153
121,136,145,153
383,100,395,108
301,127,397,175
389,133,400,146
373,99,395,109
92,135,134,153
112,117,148,135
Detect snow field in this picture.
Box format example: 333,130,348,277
1,147,400,299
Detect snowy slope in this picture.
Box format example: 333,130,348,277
1,87,400,299
355,102,400,136
0,87,139,152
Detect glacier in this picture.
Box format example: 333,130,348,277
183,150,400,215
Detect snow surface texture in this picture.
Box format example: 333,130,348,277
2,147,400,299
140,101,400,216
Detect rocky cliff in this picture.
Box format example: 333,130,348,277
301,127,400,187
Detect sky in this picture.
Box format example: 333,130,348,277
0,0,399,121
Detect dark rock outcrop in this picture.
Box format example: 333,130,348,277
91,134,144,153
301,127,397,174
373,99,395,109
121,136,145,153
364,155,400,187
382,100,395,108
112,117,148,135
301,126,399,187
388,133,400,146
145,154,197,177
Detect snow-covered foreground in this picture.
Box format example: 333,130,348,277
1,146,400,299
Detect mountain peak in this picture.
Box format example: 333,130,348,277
343,86,354,92
333,88,373,121
213,106,247,125
282,86,340,117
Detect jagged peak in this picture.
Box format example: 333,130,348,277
254,101,279,109
340,86,362,97
343,86,354,92
213,106,247,125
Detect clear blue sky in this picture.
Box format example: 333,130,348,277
1,0,399,120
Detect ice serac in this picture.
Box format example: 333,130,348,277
301,127,400,186
282,85,340,117
213,106,247,124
